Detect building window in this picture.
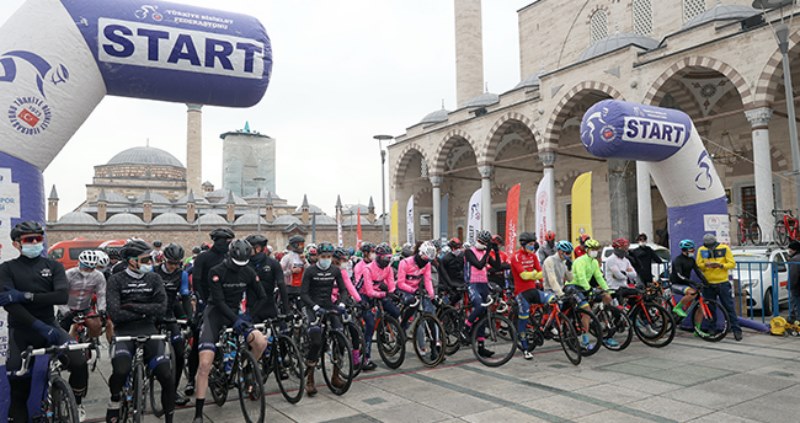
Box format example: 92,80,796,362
565,203,573,243
683,0,706,22
590,10,608,44
633,0,652,35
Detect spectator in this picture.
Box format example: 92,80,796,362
696,234,740,341
629,233,662,285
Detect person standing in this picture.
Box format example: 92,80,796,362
696,234,740,341
629,233,662,285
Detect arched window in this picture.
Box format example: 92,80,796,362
683,0,706,22
633,0,653,35
590,10,608,44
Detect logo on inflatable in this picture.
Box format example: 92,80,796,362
581,108,615,147
694,150,714,191
135,5,164,22
8,97,52,136
0,50,66,136
0,50,69,98
622,117,688,147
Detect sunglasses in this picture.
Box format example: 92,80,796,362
137,256,152,264
20,234,44,244
167,260,182,266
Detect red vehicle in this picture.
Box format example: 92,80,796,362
99,239,126,259
48,238,104,270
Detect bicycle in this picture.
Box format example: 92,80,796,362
69,310,102,372
112,334,168,423
341,302,367,378
468,284,517,367
620,282,675,348
437,287,470,355
587,289,633,352
735,213,761,245
149,319,183,418
663,280,730,342
368,296,406,369
400,290,446,367
255,315,305,404
773,209,799,246
560,287,603,356
516,296,582,365
311,309,354,395
207,326,266,423
14,342,91,423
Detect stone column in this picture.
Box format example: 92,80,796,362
430,175,443,239
636,161,653,238
608,159,635,239
478,165,494,232
540,151,557,235
745,107,775,241
186,104,203,195
454,0,484,107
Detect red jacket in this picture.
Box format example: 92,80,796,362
510,249,542,296
574,246,587,259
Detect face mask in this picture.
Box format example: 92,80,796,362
688,253,695,258
475,243,486,250
21,243,44,258
454,248,464,256
213,238,230,253
639,242,646,247
589,250,598,258
525,244,536,253
613,249,625,258
138,264,153,274
318,259,332,270
369,253,377,261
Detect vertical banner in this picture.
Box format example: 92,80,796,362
356,209,363,249
570,172,593,241
390,201,399,249
0,167,20,419
535,172,553,242
406,196,415,245
441,193,449,240
336,212,343,248
505,184,520,252
467,188,482,244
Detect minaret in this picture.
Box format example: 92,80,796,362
226,190,236,223
265,192,274,221
454,0,484,107
186,190,197,224
186,104,203,195
47,185,59,223
97,189,108,223
143,189,153,223
301,194,310,224
368,196,376,223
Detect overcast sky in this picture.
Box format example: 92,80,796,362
0,0,533,217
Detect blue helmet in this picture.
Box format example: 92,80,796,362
556,240,573,253
679,239,695,250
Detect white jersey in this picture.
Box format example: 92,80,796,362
60,267,106,313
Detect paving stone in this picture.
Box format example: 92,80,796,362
368,403,453,423
575,409,654,423
627,397,714,422
522,395,606,420
573,383,653,405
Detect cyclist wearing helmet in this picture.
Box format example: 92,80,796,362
59,250,106,338
247,234,289,320
670,239,707,320
281,235,307,298
605,238,638,290
186,227,234,396
574,234,591,258
151,240,164,265
153,243,192,406
304,243,319,267
538,231,558,263
629,233,663,285
353,242,375,296
510,232,551,360
359,243,400,371
194,239,267,423
1,221,88,423
332,248,362,304
541,241,572,296
300,241,349,396
439,237,466,305
462,230,502,358
106,240,174,423
565,239,616,348
95,250,110,272
397,241,437,320
487,235,511,288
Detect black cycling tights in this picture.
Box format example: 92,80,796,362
109,340,175,417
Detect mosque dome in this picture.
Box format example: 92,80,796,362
683,4,759,30
150,213,189,226
104,213,145,226
57,212,98,225
419,109,450,125
579,33,659,61
107,146,184,168
462,92,500,108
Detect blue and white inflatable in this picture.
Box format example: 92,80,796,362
580,100,728,255
0,0,271,418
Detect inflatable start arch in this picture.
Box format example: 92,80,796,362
580,100,728,254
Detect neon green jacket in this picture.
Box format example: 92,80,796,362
567,254,609,291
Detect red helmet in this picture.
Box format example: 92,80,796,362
578,234,591,243
545,231,556,241
612,238,630,249
447,237,462,249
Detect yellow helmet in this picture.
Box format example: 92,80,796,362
770,316,787,336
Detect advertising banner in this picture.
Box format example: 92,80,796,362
467,188,481,244
571,172,592,242
505,184,520,253
535,173,553,242
390,201,399,249
406,196,415,245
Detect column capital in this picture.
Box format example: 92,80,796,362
429,174,444,187
539,150,557,167
745,107,773,129
477,165,494,179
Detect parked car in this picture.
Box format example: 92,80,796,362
48,238,104,270
730,247,789,316
601,243,671,283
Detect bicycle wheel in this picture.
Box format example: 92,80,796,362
273,335,305,404
571,308,602,356
321,330,353,395
132,363,146,423
344,321,366,378
376,316,406,369
209,353,228,407
775,222,789,246
412,314,446,367
471,314,516,367
595,305,633,352
48,374,80,423
438,305,463,355
630,303,674,348
692,299,730,342
236,349,266,423
556,312,581,366
749,222,762,245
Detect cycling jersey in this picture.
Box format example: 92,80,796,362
353,259,370,290
541,255,569,296
360,261,395,299
0,254,68,327
569,254,609,292
464,247,492,284
300,264,347,310
280,250,306,293
439,251,465,292
249,251,289,318
192,246,227,303
106,269,167,334
510,249,542,296
604,253,637,289
397,256,434,298
154,264,190,320
61,267,106,315
332,265,362,303
670,254,708,286
208,259,265,323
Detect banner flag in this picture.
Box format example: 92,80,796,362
406,196,415,245
571,172,593,242
535,172,553,242
390,201,399,248
467,188,482,244
505,184,520,253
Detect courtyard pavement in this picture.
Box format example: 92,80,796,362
77,328,800,422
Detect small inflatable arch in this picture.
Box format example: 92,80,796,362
580,100,727,254
0,0,272,230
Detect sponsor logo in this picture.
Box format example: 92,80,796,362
694,151,714,191
98,18,265,79
8,96,51,136
135,5,163,22
0,50,69,98
622,117,688,147
40,268,52,278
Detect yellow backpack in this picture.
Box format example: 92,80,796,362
770,317,787,336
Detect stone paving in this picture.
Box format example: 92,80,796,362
76,329,800,422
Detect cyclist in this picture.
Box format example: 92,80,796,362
353,242,375,290
193,239,268,423
567,239,616,348
186,227,234,396
461,230,501,357
332,247,366,369
488,234,510,289
439,237,466,306
510,232,550,360
153,243,192,406
246,234,289,321
59,250,106,340
95,249,110,274
359,243,400,371
670,239,706,320
151,240,164,264
397,241,437,324
281,235,307,301
300,242,349,396
106,239,174,423
104,248,121,279
574,234,591,258
305,243,319,267
696,234,741,341
1,221,88,423
538,231,557,263
605,238,638,289
541,240,572,297
629,233,663,285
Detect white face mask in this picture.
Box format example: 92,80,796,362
589,250,598,258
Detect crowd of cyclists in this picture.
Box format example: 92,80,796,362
0,219,743,423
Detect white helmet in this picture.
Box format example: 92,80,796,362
95,250,110,268
418,241,437,262
78,250,100,268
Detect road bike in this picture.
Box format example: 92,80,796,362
207,327,266,423
468,284,517,367
619,282,675,347
369,296,406,369
437,287,470,355
735,213,761,245
587,289,633,351
255,315,305,404
659,280,730,342
561,287,603,356
773,209,799,246
400,290,446,367
341,302,367,378
112,334,168,423
68,310,102,372
312,309,354,395
516,296,582,365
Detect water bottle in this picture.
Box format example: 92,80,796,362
223,350,235,373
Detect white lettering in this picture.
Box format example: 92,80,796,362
622,117,688,147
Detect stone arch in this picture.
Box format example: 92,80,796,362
544,81,624,148
482,111,540,164
643,56,754,108
432,129,480,175
392,144,430,186
754,30,800,106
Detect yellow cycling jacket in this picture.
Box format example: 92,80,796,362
696,243,735,284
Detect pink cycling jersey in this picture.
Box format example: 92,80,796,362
332,266,362,303
397,256,434,298
466,247,489,283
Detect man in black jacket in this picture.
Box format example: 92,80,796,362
246,234,289,320
439,237,466,306
788,240,800,322
629,233,663,285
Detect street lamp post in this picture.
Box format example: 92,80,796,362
753,0,800,210
253,177,266,233
374,134,394,242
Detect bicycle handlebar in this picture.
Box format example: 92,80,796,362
13,342,93,377
113,334,168,343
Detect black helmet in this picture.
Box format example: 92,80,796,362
229,239,252,265
106,248,121,260
360,242,375,254
447,237,462,249
209,227,235,241
121,239,152,259
288,235,305,250
10,221,44,241
375,243,392,256
163,243,185,261
200,243,210,252
401,243,414,258
152,240,163,248
246,234,268,248
519,232,536,245
192,246,201,254
333,248,347,261
476,230,492,244
318,242,335,254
